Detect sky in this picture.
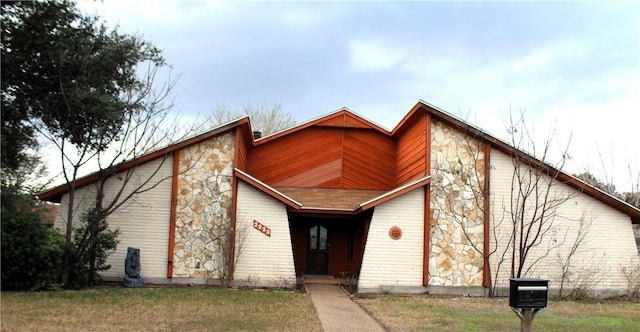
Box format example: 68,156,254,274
74,0,639,191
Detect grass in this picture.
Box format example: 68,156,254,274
1,287,323,332
3,287,640,332
357,295,640,332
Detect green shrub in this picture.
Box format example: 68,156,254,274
1,209,65,290
66,208,119,289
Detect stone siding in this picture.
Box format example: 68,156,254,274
173,132,235,279
430,120,485,287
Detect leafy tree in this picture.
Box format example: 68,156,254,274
0,107,60,291
0,107,37,176
2,1,164,152
1,3,39,181
2,0,179,287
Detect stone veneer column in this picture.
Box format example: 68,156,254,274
173,132,235,279
430,120,485,287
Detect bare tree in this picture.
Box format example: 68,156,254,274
577,154,640,254
42,66,193,286
204,213,249,288
619,163,639,254
504,111,577,279
208,101,297,136
570,146,640,298
621,259,640,298
432,110,583,297
554,213,608,299
36,55,206,286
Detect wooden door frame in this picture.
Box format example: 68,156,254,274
289,209,373,278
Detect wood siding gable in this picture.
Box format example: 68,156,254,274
245,110,397,190
395,113,429,185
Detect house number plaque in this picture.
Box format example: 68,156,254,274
253,220,271,237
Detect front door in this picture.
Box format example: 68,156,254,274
307,225,329,274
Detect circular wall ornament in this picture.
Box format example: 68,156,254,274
389,226,402,240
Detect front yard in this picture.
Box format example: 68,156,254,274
1,287,322,332
2,287,639,331
358,295,640,332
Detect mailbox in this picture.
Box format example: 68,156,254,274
509,278,548,309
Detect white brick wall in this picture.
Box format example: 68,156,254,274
233,181,296,285
358,188,425,291
55,157,173,279
489,149,639,293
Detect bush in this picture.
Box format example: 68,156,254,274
1,209,65,290
66,208,119,289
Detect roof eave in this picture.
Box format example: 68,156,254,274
38,118,251,203
358,175,431,211
413,100,640,223
234,169,302,209
254,108,392,145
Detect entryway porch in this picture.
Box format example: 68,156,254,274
300,274,348,285
289,210,373,282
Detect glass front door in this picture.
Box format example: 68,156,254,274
307,225,329,274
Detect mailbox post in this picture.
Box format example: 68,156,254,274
509,278,548,332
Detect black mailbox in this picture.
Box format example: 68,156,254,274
509,278,548,309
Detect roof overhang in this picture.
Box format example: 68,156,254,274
38,118,252,203
253,108,391,145
409,100,640,225
235,168,430,215
37,100,640,224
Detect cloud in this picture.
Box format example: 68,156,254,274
349,39,408,71
68,0,638,190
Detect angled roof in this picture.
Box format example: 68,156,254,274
235,168,429,214
253,107,390,145
276,187,387,210
38,117,253,202
37,100,640,224
409,100,640,224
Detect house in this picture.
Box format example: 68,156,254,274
39,100,640,296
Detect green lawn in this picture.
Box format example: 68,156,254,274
357,295,640,332
1,287,323,332
3,287,639,332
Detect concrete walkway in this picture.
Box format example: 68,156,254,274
306,284,386,332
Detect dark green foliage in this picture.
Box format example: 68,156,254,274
1,188,64,290
0,1,37,172
1,0,166,154
3,1,165,288
66,208,119,289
